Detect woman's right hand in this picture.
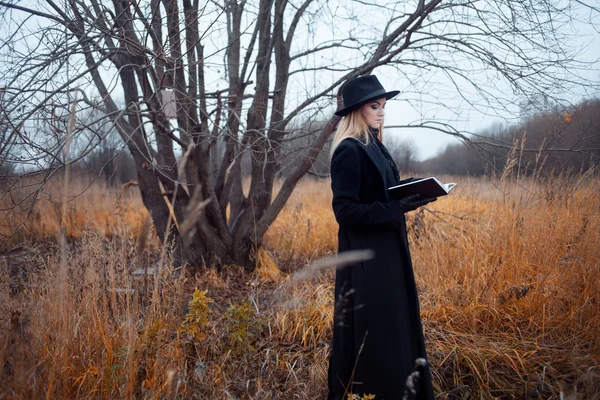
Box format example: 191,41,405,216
398,194,437,213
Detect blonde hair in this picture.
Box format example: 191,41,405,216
330,107,385,158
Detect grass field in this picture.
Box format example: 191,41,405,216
1,172,599,399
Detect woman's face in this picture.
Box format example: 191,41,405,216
360,97,386,128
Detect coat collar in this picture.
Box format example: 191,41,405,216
342,137,390,189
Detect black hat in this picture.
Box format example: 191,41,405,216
335,75,400,117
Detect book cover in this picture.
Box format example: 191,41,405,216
387,177,457,199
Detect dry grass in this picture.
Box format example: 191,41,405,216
1,171,599,398
0,174,149,245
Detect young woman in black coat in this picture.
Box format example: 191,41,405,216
327,75,436,400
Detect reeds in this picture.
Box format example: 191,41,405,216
1,172,599,398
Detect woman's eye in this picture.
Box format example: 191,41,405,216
371,105,378,109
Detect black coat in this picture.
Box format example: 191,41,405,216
327,136,434,400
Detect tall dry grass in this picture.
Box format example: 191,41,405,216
0,174,148,246
1,170,599,398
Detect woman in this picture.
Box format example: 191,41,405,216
327,75,436,400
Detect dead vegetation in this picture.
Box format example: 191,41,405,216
1,172,599,398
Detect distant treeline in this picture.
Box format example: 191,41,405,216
70,146,138,186
21,97,597,187
411,98,600,176
278,97,600,180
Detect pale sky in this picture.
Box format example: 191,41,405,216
1,0,599,162
379,14,600,160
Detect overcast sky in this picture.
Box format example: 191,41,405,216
380,15,600,160
1,0,599,162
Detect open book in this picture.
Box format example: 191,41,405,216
387,177,457,199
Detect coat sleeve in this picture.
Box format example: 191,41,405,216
330,139,404,229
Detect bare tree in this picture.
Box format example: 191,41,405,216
0,0,598,269
386,135,417,173
0,87,16,177
414,98,600,176
71,109,138,185
278,119,333,178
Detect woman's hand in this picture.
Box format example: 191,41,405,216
398,194,437,213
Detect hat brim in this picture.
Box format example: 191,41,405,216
335,89,400,117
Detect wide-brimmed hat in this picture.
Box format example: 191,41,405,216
335,75,400,117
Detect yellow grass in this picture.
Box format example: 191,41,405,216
0,175,149,244
1,173,599,398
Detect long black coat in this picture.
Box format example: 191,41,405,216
327,136,434,400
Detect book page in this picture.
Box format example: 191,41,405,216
443,183,458,192
431,177,443,187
